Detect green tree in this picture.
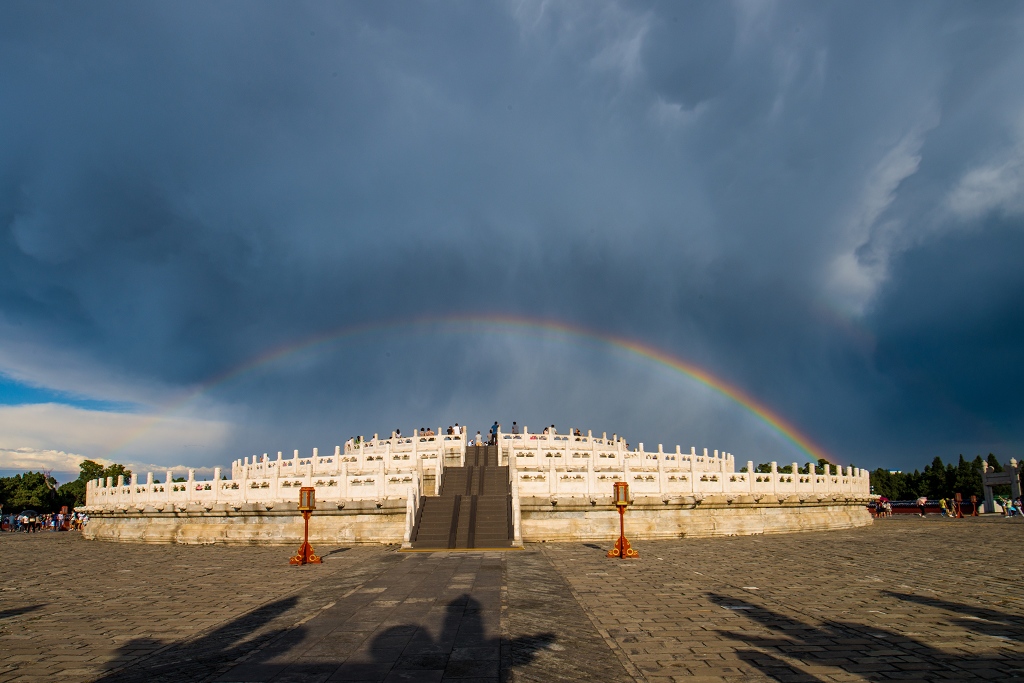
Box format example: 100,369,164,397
870,469,900,499
868,454,996,501
922,456,948,498
0,472,60,512
54,460,133,508
952,455,983,500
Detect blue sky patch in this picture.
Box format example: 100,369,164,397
0,374,139,413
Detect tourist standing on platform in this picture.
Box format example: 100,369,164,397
490,421,499,446
511,421,518,434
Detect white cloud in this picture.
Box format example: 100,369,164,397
0,403,234,471
732,0,777,54
588,10,651,84
0,447,95,473
947,155,1024,220
650,97,708,127
0,446,218,483
824,121,935,315
828,109,1024,317
510,0,652,86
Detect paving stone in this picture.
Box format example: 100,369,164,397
540,515,1024,682
2,517,1023,681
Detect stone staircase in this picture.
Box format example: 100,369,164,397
410,444,514,549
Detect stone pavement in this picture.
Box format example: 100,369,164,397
1,515,1022,682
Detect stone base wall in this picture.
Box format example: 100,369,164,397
520,497,872,542
83,497,873,545
82,501,407,546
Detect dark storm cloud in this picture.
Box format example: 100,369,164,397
1,1,1022,468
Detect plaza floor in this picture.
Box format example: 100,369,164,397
1,515,1022,682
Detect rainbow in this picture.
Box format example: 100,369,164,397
105,314,834,465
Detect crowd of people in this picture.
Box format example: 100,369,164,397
997,496,1021,517
1,510,87,532
870,492,1024,519
387,421,584,447
376,422,620,450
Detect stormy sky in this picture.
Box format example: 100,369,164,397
1,1,1022,479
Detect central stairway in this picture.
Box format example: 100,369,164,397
409,444,514,549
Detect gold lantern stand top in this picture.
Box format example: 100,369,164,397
607,481,639,559
290,487,322,565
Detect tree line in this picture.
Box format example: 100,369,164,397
740,454,1020,501
869,454,1018,500
0,460,131,514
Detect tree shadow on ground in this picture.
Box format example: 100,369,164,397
708,591,1023,682
0,604,44,620
882,590,1024,643
97,593,554,682
95,596,301,682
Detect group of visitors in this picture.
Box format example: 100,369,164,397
1,511,87,532
998,497,1021,517
874,496,893,517
387,421,603,448
937,498,962,517
915,496,963,517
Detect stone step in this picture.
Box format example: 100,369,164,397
410,444,512,549
411,493,512,549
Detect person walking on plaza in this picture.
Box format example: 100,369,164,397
916,496,927,517
939,498,948,517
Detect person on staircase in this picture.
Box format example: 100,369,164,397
490,421,499,446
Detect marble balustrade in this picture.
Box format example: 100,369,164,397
84,426,869,515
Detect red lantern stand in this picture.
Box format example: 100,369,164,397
953,492,964,519
970,494,978,516
607,481,639,559
290,487,322,565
